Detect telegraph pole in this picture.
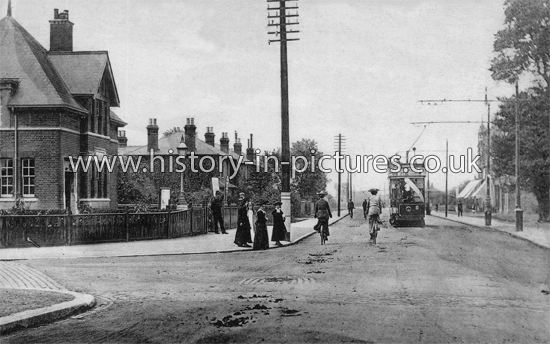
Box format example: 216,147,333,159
445,139,448,218
515,82,523,231
268,0,299,240
485,89,492,226
334,134,345,216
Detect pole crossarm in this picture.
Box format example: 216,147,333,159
417,99,533,103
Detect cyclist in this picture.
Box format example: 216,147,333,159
366,188,383,244
314,191,332,244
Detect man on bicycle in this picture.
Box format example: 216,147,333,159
366,188,383,244
314,191,332,242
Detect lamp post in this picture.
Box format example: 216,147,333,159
485,90,492,226
177,135,188,210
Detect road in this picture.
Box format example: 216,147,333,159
4,216,549,343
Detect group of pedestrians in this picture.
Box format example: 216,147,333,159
210,191,288,250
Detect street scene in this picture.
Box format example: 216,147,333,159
1,0,549,343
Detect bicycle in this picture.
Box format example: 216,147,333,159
370,217,384,244
318,219,329,245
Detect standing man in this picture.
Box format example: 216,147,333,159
347,199,355,219
457,201,463,217
362,199,368,219
211,191,228,234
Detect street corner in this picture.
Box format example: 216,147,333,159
0,290,96,335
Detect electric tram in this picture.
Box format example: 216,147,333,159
388,161,426,227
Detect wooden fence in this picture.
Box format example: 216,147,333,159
0,205,284,248
0,207,210,248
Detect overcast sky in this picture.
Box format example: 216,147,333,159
5,0,519,195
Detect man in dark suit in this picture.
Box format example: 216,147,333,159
314,191,332,240
211,191,228,234
347,199,355,219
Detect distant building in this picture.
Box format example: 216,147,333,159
0,6,126,212
118,118,255,202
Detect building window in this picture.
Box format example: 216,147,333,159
0,159,14,197
97,99,103,135
22,158,35,197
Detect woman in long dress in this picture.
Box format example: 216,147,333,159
247,200,255,241
234,196,252,247
253,201,269,250
271,201,287,246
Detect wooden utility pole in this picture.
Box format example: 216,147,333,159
445,139,448,218
515,82,523,231
334,134,345,216
268,0,299,240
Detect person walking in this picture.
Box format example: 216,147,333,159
366,188,383,244
210,191,228,234
314,191,332,243
457,201,463,217
234,193,252,247
347,199,355,219
271,201,287,247
253,200,270,250
362,199,368,219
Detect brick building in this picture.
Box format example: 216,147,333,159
118,118,256,203
0,5,126,212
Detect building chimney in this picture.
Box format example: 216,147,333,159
205,127,215,147
220,132,230,153
184,118,196,152
117,130,127,148
246,134,254,161
147,118,159,152
49,9,74,52
233,132,242,155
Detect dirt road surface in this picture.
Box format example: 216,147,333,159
4,216,549,343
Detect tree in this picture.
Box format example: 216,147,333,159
490,0,550,89
490,0,550,221
491,88,550,221
290,139,328,200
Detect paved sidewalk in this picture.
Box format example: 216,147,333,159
0,261,95,335
0,214,347,261
430,212,549,249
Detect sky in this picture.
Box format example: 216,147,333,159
3,0,520,196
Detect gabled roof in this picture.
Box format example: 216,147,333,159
110,110,127,126
0,15,87,113
48,51,120,106
119,131,230,157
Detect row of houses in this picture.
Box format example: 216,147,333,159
0,5,258,213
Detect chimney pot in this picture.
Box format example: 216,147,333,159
184,118,197,152
220,132,230,153
49,9,74,52
147,118,159,152
205,127,215,146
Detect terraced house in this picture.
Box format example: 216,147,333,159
0,4,126,212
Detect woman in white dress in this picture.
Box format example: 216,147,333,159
247,200,255,241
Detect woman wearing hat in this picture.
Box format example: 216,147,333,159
234,193,252,247
253,200,270,250
271,201,287,246
366,188,383,244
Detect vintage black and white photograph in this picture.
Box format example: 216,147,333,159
0,0,549,343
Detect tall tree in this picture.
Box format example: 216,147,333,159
490,0,550,221
490,0,550,89
290,139,328,200
491,88,549,221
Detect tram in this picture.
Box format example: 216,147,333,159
388,161,426,227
